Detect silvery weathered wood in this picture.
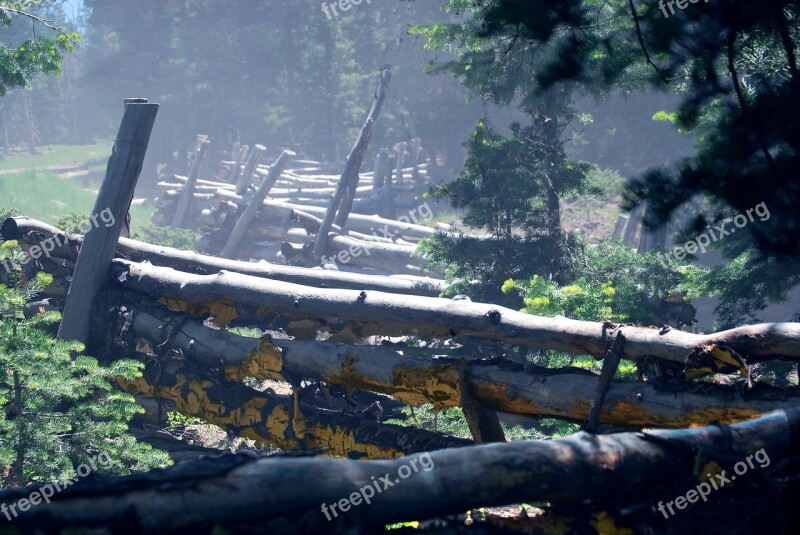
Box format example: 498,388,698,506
57,101,159,345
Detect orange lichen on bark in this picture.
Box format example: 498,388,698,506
224,335,284,382
158,297,238,326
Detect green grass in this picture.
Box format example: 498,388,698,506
0,143,112,171
0,168,167,242
0,170,98,224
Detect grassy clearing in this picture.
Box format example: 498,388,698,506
0,143,112,171
0,170,98,224
0,143,156,232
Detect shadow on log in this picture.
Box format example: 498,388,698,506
0,409,797,534
119,305,800,429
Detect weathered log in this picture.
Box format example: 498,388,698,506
0,217,446,296
1,409,796,533
57,100,159,346
172,137,210,227
125,307,800,428
216,189,438,240
234,143,265,194
315,70,392,258
290,209,410,245
109,259,800,364
220,149,295,257
95,299,469,459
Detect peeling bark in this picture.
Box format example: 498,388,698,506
120,306,800,428
97,300,470,459
109,259,800,364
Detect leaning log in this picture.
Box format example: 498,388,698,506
1,409,796,533
220,149,295,257
315,69,391,259
109,259,800,364
1,217,445,296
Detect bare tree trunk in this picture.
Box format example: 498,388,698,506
20,91,37,155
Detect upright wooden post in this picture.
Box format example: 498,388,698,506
623,204,645,247
372,148,387,190
381,142,404,219
611,215,629,240
220,150,295,258
172,136,210,228
227,144,249,183
57,99,159,346
313,70,392,258
234,144,266,195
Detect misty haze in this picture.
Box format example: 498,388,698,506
0,1,798,533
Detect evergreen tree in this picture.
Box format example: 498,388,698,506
421,119,594,303
0,242,170,487
415,0,602,303
426,0,800,326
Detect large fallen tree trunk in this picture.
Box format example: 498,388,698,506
94,296,470,459
108,259,800,364
125,306,800,428
1,409,796,533
0,217,445,296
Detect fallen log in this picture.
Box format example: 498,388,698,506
109,259,800,364
96,299,470,459
1,409,796,533
1,217,445,296
290,209,412,245
215,190,438,240
126,307,800,428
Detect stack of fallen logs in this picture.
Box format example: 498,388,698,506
3,216,800,532
4,216,800,445
152,136,447,278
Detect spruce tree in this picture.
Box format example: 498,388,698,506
0,241,170,487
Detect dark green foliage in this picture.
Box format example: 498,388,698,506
0,2,78,97
420,120,594,304
503,239,707,326
472,0,800,263
0,244,170,486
